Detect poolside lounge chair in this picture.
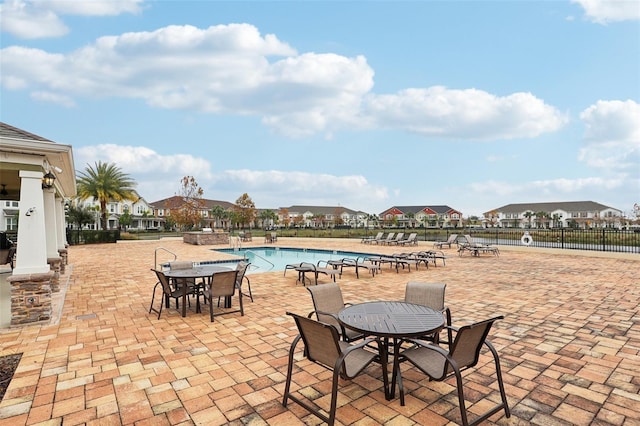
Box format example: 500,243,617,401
457,235,500,257
412,250,447,267
362,232,383,244
434,234,458,249
285,261,340,286
330,257,380,278
374,232,395,245
398,233,418,246
383,232,404,245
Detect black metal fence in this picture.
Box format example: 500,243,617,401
458,229,640,254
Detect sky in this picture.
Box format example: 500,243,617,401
1,0,639,218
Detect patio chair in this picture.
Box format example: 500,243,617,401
307,283,364,342
434,234,458,249
3,246,15,269
202,269,242,322
264,233,273,243
404,282,452,346
168,260,200,298
282,312,382,426
395,316,510,425
235,261,253,302
271,232,278,242
149,269,196,319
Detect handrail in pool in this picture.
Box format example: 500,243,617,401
243,250,275,270
154,247,177,270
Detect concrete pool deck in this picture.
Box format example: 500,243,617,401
0,237,638,425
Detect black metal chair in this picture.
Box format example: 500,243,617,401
203,270,241,322
396,316,510,425
282,312,383,426
149,269,195,319
307,283,363,342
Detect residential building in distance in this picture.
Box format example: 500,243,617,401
150,196,235,229
379,205,463,228
71,191,163,231
277,205,370,228
484,201,624,229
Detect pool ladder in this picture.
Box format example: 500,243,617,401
243,250,275,271
154,247,177,270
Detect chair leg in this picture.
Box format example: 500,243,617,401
282,335,301,407
244,276,253,302
209,295,215,322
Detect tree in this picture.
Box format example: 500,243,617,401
535,211,549,229
279,208,290,228
76,161,137,230
66,204,95,229
210,205,229,229
119,206,132,230
258,209,278,229
170,176,205,231
523,211,534,228
232,193,256,229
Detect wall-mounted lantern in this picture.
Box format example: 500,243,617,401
42,171,56,189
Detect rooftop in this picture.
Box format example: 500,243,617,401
0,238,638,425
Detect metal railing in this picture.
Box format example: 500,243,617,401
457,229,640,254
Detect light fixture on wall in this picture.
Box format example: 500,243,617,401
0,184,7,196
42,171,56,189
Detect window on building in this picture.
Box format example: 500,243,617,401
5,216,17,231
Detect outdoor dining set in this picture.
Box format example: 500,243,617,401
283,281,511,426
149,260,252,322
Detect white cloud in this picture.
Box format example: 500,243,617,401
578,99,640,172
1,23,568,140
30,90,75,107
572,0,640,23
0,0,143,39
364,87,568,140
0,0,68,38
43,0,143,16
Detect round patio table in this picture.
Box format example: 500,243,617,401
338,301,444,405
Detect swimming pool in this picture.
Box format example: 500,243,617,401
210,247,376,273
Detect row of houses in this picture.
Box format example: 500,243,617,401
53,195,626,231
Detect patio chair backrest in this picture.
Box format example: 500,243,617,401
404,282,446,312
288,311,343,369
210,270,239,298
446,316,503,375
307,283,345,329
152,269,173,295
235,261,250,288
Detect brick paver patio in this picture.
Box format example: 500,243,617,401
0,237,638,425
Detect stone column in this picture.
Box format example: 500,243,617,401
14,171,49,275
7,271,54,325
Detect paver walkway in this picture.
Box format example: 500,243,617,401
0,237,638,425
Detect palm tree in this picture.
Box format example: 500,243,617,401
76,161,137,230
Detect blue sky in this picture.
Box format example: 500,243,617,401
1,0,639,218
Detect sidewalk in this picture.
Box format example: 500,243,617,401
0,238,638,425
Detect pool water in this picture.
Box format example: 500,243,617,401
211,247,376,273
